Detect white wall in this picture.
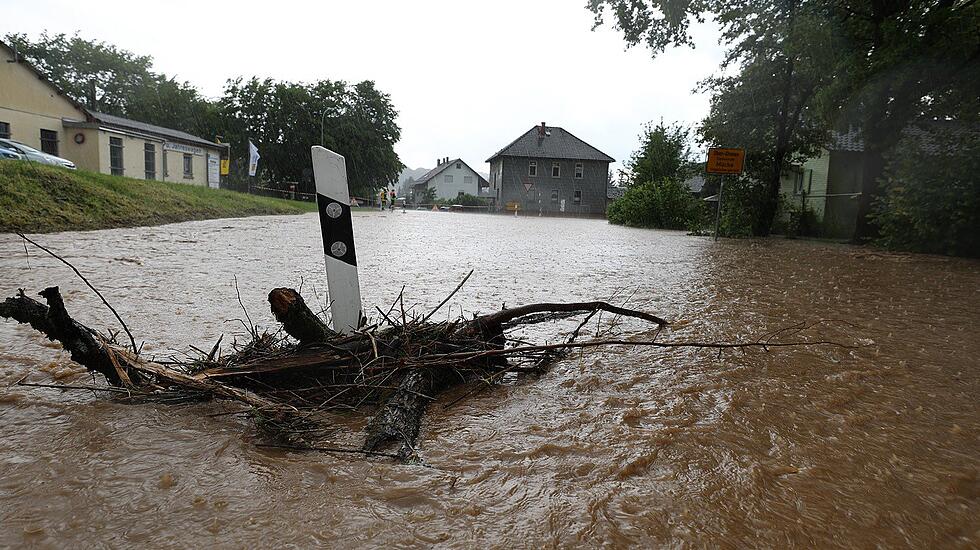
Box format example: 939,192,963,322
429,161,483,199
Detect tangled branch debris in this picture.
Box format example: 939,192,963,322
1,276,853,462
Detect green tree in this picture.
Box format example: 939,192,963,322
215,77,403,197
590,0,838,236
589,0,980,240
623,121,691,187
871,128,979,257
819,1,980,241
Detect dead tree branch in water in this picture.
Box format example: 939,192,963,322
1,270,855,462
16,233,139,355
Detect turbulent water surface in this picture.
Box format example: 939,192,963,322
1,211,978,548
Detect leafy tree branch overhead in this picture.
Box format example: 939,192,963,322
588,0,980,240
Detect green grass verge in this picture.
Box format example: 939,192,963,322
0,161,316,233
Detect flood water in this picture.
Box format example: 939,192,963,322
1,211,978,548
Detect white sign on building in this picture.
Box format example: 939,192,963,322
163,141,204,156
207,153,220,188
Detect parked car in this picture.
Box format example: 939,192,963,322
0,138,76,169
0,146,23,161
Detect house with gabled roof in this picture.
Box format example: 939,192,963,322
410,156,489,201
0,39,227,187
486,122,614,216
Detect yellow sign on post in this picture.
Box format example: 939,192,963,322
220,159,230,176
706,148,745,174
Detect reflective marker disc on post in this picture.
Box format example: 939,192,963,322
311,146,362,334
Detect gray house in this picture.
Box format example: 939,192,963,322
486,122,614,216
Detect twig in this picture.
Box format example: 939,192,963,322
415,336,861,365
422,269,474,323
16,232,139,355
233,275,256,338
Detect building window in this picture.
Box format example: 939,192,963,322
573,190,582,204
456,162,461,169
109,137,124,176
183,153,193,178
551,189,559,203
528,161,537,177
40,129,59,156
144,143,156,180
575,163,584,179
444,174,454,184
552,162,560,178
0,122,10,139
463,175,473,185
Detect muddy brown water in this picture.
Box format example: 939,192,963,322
1,211,978,548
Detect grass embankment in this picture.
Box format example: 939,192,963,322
0,162,316,233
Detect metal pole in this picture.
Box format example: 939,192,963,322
714,175,724,241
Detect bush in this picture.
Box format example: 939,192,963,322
872,132,979,257
607,177,704,230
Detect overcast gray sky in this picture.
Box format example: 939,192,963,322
2,0,724,173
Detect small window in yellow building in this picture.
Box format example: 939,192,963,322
183,153,193,178
144,143,156,180
0,122,10,139
109,137,124,176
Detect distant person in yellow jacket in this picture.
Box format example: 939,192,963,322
378,188,387,211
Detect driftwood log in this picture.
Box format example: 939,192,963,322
1,284,669,460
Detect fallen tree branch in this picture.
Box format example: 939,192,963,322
2,280,855,463
16,232,139,355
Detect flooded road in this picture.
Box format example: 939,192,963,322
1,211,978,548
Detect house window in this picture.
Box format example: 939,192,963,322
183,153,193,178
40,129,58,156
573,190,582,204
0,122,10,139
144,143,156,180
444,174,454,183
456,162,461,169
528,161,537,177
552,162,561,178
551,189,559,203
109,137,124,176
575,163,584,179
463,175,473,185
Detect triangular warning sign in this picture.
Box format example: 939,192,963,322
523,182,533,193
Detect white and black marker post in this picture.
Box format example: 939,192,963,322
311,146,362,334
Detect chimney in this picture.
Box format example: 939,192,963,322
436,158,440,166
538,122,547,136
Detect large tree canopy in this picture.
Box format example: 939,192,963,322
215,77,403,197
589,0,980,239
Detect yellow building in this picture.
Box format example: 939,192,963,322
0,41,226,187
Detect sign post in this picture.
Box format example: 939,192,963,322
311,146,362,334
705,147,745,241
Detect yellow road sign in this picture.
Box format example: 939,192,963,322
706,148,745,175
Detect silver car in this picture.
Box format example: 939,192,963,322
0,138,76,169
0,146,22,161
